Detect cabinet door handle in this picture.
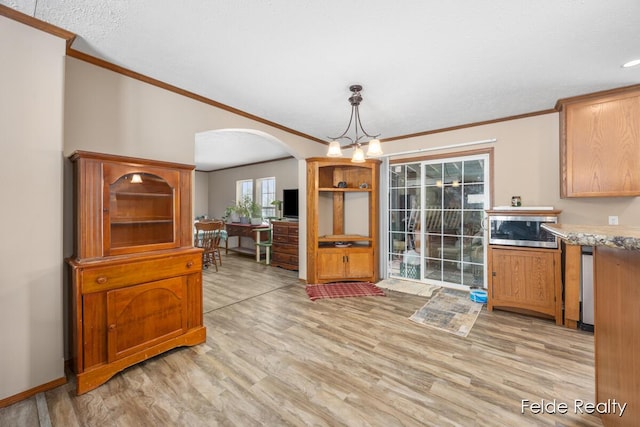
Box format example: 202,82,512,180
96,276,108,284
186,261,193,268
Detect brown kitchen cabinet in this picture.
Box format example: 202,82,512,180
593,246,640,426
558,84,640,197
561,243,582,329
67,151,205,394
306,157,380,284
487,245,563,325
316,246,374,282
271,220,299,270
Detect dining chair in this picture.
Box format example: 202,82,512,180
194,220,224,271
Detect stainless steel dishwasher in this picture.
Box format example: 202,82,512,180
581,246,594,330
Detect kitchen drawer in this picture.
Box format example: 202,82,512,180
274,233,298,245
273,234,291,244
80,252,202,294
274,223,298,234
273,252,298,265
273,236,298,245
273,224,289,235
273,244,297,255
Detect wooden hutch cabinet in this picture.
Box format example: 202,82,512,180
66,151,205,394
306,157,380,284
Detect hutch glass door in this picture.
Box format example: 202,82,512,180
388,154,490,289
106,169,178,255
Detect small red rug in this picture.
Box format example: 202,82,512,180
305,282,386,301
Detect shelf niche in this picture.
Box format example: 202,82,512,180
318,191,370,239
109,172,175,248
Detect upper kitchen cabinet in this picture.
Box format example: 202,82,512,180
558,85,640,198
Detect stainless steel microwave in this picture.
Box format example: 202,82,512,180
489,215,558,248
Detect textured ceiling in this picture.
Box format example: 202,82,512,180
3,0,640,170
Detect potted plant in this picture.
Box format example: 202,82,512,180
237,199,251,224
237,195,262,225
271,200,282,219
223,202,242,223
248,198,263,225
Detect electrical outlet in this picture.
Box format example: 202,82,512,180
608,216,619,225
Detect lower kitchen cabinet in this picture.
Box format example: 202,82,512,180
487,245,563,325
316,247,374,282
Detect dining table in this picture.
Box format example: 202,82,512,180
224,222,269,259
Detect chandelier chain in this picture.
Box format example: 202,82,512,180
327,85,380,148
326,84,383,161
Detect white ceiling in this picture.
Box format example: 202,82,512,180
4,0,640,170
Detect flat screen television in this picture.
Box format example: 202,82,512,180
282,189,299,219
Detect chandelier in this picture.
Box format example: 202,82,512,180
327,84,383,162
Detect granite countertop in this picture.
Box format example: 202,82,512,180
542,223,640,250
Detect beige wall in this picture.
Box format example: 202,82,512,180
194,171,210,218
206,158,299,219
63,58,324,164
381,113,640,226
0,16,66,400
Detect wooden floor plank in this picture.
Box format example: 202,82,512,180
0,253,602,426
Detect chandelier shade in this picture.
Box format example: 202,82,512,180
366,138,383,157
351,145,365,163
327,84,382,162
327,140,343,157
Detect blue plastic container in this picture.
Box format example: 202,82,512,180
470,289,488,303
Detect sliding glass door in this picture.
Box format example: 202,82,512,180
388,154,490,289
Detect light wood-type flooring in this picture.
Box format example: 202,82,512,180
1,253,602,426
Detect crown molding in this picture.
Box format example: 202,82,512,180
0,4,75,48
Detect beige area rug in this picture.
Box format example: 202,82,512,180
409,287,483,337
375,277,440,297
